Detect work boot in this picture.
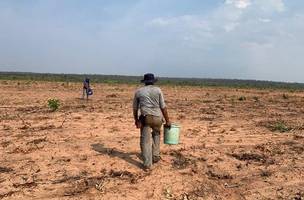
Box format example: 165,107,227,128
142,165,152,172
153,156,161,164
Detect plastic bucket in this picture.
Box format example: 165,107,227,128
164,124,181,145
87,88,93,95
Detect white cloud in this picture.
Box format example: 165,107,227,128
270,0,285,12
224,0,286,13
225,0,251,9
259,18,272,23
148,15,210,30
224,22,240,32
256,0,285,13
149,17,171,26
241,41,274,49
143,0,303,81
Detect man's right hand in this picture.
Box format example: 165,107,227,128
135,120,142,129
164,121,171,129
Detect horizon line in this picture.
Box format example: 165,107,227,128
0,70,303,85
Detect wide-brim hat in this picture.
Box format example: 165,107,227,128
141,73,158,83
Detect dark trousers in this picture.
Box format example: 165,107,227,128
83,88,88,99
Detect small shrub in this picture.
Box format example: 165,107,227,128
47,99,60,111
270,121,292,133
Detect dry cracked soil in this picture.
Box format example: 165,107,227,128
0,80,303,200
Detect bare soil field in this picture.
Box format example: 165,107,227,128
0,80,303,200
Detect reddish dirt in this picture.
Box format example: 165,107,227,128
0,80,303,200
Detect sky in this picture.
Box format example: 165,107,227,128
0,0,303,83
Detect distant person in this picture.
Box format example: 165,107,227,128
133,73,171,171
83,77,93,100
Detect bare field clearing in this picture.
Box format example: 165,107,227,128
0,80,303,200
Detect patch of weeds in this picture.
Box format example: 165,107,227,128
259,120,293,133
47,98,60,111
269,121,292,133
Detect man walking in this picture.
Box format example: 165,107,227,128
133,73,171,170
82,77,92,100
